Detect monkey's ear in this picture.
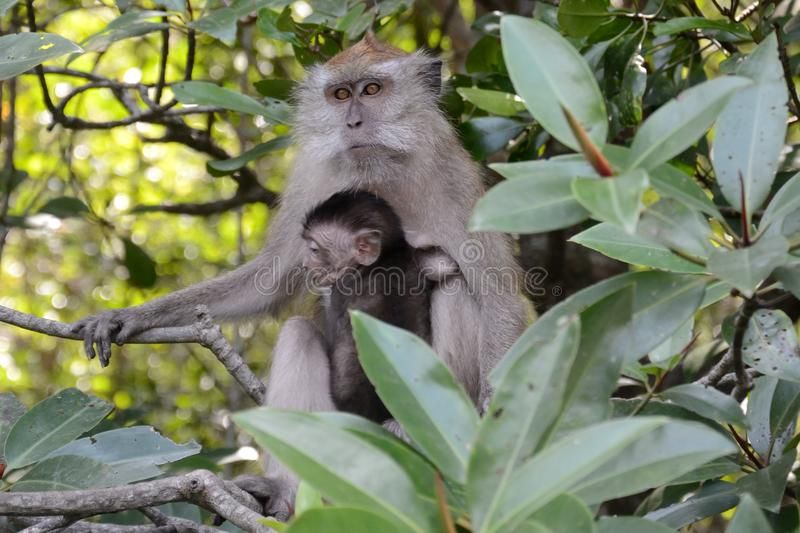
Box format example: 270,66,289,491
354,229,382,266
421,59,443,96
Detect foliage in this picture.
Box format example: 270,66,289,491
3,0,800,531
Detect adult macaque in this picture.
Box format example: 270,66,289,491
301,189,456,423
72,34,528,517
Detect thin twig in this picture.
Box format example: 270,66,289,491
731,296,757,394
155,17,170,104
775,22,800,122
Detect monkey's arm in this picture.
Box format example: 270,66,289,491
71,206,306,366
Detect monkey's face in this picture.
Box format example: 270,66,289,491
293,41,445,176
302,224,382,286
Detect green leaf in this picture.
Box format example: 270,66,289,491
351,312,479,485
638,199,713,259
81,10,169,53
123,238,157,289
0,394,26,464
646,481,738,528
627,77,751,171
0,0,19,16
491,157,594,180
660,383,747,427
206,136,291,176
526,494,595,533
501,15,607,151
712,34,788,225
573,421,737,505
286,507,411,533
667,456,741,485
470,174,589,232
254,79,295,100
0,33,83,81
742,310,800,382
233,409,439,533
649,163,722,219
456,88,526,117
45,426,200,485
746,376,798,463
191,0,291,44
735,452,794,512
4,389,112,471
295,481,324,515
571,223,704,273
557,0,611,38
458,117,525,160
493,271,706,387
727,494,774,533
597,517,676,533
653,17,750,40
38,197,90,218
571,169,648,233
485,417,666,532
761,172,800,235
707,236,788,297
11,455,114,491
468,317,581,531
172,81,290,124
335,3,372,39
775,263,800,299
257,8,302,46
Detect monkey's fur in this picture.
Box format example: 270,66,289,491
302,189,455,423
72,34,529,519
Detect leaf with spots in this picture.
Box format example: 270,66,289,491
712,33,788,225
742,310,800,383
0,33,82,81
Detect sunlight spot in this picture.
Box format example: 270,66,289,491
123,67,142,84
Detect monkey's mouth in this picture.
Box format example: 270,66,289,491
348,144,381,155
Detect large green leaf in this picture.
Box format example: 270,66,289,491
206,136,291,176
286,507,411,533
11,455,114,491
490,157,594,180
597,517,675,533
572,420,737,504
233,409,439,533
468,317,581,531
4,388,112,471
627,77,751,171
483,417,666,532
649,162,722,219
652,17,750,40
45,426,200,485
81,10,169,52
650,317,694,363
172,81,290,124
735,452,794,512
572,169,648,233
500,15,607,151
571,223,705,273
638,199,714,259
0,0,19,16
38,197,90,218
660,383,747,427
458,117,525,160
712,34,787,225
0,33,83,81
351,312,479,485
493,271,707,386
526,494,595,533
646,481,738,528
742,310,800,382
727,494,774,533
761,172,800,235
707,236,788,297
0,394,25,464
747,376,800,463
190,0,291,44
557,0,611,38
123,238,157,289
456,88,526,117
469,174,589,232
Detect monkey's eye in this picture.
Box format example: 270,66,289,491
333,88,351,101
363,82,381,96
309,242,320,254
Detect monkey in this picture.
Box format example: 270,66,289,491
300,189,458,424
71,33,529,518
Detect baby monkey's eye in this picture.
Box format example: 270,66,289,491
333,88,351,101
363,82,381,96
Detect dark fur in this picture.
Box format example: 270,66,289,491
303,190,432,423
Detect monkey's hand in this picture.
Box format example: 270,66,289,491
70,308,147,367
230,475,294,522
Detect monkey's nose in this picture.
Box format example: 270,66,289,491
347,119,362,129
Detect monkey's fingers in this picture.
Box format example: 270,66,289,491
83,333,97,361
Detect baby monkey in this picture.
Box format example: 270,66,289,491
301,190,458,423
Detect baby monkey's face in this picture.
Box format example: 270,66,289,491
302,223,382,286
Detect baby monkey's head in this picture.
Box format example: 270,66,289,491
301,190,405,286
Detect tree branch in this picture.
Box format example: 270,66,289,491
133,184,277,216
0,305,267,405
